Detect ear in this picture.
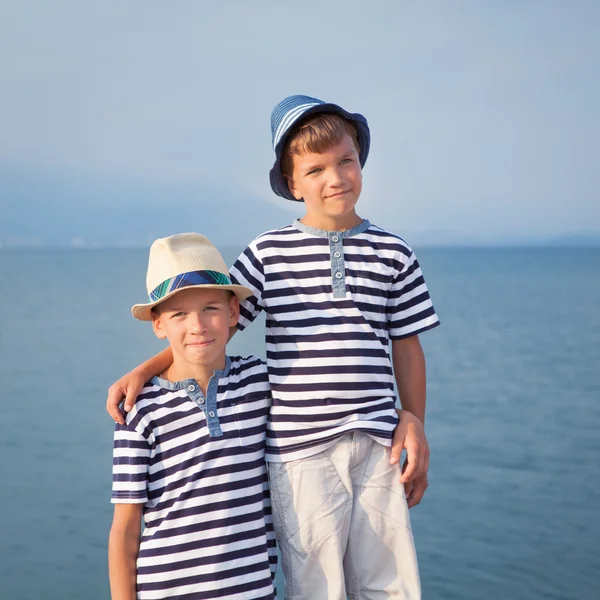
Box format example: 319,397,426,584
228,295,240,327
285,175,303,201
152,314,168,340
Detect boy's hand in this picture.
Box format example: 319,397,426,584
106,371,146,424
390,409,430,508
403,474,429,509
107,348,174,423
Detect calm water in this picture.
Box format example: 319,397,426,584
1,247,599,600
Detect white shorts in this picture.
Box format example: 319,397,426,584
267,432,421,600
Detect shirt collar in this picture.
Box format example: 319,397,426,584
151,355,231,390
293,219,371,239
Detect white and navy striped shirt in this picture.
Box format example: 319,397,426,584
230,220,439,463
111,355,277,599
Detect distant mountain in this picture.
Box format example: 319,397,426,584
0,166,302,249
545,233,600,247
407,231,600,248
1,166,598,248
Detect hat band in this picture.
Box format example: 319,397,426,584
149,270,232,302
273,101,321,149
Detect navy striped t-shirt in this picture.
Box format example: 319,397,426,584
111,355,276,599
230,220,440,463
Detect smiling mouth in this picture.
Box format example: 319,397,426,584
187,340,214,348
327,190,351,199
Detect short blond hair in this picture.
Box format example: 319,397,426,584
281,113,360,177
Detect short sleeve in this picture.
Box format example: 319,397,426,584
229,242,266,331
111,421,151,504
387,249,440,339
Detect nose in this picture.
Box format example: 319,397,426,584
328,165,344,188
188,312,206,334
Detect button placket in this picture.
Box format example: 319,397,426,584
204,373,224,438
185,381,207,411
187,388,221,436
329,233,346,298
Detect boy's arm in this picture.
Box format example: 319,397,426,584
229,243,266,332
107,347,173,424
392,335,426,422
390,335,430,508
108,503,143,600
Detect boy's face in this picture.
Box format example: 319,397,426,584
152,288,239,373
286,133,363,230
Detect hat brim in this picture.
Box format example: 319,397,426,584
269,103,371,201
131,283,254,321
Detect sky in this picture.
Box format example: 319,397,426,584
1,1,599,248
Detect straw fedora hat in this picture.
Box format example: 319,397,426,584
131,233,253,321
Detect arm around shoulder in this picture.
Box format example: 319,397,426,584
107,346,174,423
108,503,143,600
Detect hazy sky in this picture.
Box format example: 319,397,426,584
1,1,599,247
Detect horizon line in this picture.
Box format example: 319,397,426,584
2,241,600,250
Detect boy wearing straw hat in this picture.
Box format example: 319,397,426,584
108,233,276,600
107,95,439,599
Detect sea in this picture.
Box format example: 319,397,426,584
1,246,599,600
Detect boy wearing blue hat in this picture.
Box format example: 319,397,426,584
107,95,439,599
230,95,439,599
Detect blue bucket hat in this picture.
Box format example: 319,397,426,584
269,94,370,201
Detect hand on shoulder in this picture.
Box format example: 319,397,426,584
106,370,147,424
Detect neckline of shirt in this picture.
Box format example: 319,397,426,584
293,219,371,239
150,355,232,391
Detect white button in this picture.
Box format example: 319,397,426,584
331,235,339,242
187,384,195,392
335,272,343,279
208,411,216,417
198,397,205,404
334,251,341,258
